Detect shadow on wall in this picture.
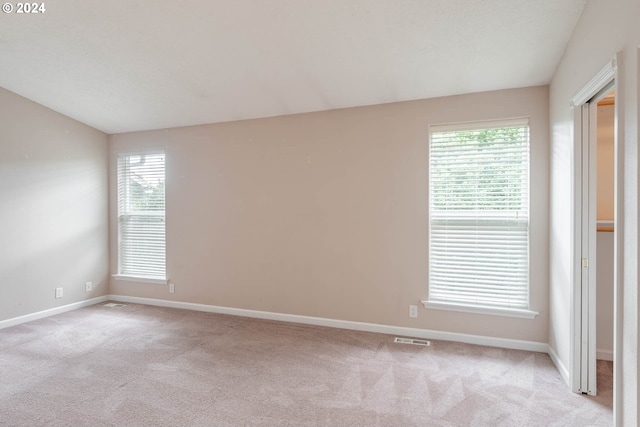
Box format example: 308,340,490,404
0,157,108,321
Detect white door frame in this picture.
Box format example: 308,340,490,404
570,53,622,403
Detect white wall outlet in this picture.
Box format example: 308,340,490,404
169,282,175,294
55,287,63,299
409,305,418,318
85,281,92,292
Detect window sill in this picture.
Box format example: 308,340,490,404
420,300,538,319
112,274,168,285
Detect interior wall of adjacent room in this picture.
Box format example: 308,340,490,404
548,0,639,423
596,103,615,359
109,85,550,344
0,87,109,322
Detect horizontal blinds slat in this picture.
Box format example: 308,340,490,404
429,121,529,311
431,261,527,270
429,290,527,301
430,118,530,133
119,246,165,259
430,150,527,159
118,152,166,279
430,284,529,292
430,272,528,286
431,236,529,243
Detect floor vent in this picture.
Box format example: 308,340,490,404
104,303,127,308
394,337,431,346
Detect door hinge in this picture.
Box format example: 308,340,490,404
582,258,589,268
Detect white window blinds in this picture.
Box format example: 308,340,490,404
428,119,530,311
117,151,166,280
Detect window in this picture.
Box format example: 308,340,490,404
115,151,166,283
424,119,536,318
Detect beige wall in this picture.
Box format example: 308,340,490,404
597,104,615,221
597,231,614,358
596,103,615,359
110,86,550,344
596,105,615,360
548,0,639,423
0,88,109,322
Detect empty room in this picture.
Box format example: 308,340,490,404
1,1,639,426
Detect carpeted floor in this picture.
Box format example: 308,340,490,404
0,302,612,426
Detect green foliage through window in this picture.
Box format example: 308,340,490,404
428,120,530,311
117,152,166,280
430,126,529,213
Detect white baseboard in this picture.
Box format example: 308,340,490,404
107,294,548,353
0,296,109,330
547,344,570,387
597,349,614,361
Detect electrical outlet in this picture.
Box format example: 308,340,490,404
55,287,63,299
169,282,175,294
409,305,418,318
85,282,92,292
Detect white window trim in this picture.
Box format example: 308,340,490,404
421,300,538,319
112,274,168,285
116,149,167,282
430,117,530,133
427,118,532,317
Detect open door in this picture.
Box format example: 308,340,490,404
577,83,614,396
570,57,619,399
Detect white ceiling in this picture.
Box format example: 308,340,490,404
0,0,585,134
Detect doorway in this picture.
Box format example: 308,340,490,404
570,56,619,405
590,91,617,409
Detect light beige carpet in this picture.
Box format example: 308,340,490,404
0,302,612,426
